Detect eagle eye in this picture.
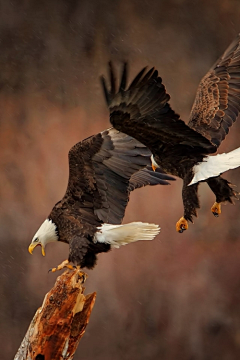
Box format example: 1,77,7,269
34,237,39,242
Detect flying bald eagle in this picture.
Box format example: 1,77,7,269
28,128,174,271
107,34,240,233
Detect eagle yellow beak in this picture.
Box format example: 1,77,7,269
150,155,158,172
28,243,46,256
151,163,157,171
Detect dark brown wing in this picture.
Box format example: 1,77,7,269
63,128,174,225
103,63,215,154
188,34,240,148
128,165,173,191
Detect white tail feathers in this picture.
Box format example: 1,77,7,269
94,222,160,248
188,146,240,186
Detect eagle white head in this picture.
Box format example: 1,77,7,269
28,219,58,256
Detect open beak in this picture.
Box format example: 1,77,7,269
28,243,46,256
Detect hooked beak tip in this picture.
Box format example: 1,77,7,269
41,246,46,257
28,244,34,255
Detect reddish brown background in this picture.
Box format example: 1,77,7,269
1,1,240,359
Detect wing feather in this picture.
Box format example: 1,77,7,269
128,165,175,192
103,63,215,154
188,34,240,147
92,128,174,224
63,128,174,225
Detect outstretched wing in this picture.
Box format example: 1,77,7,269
64,128,174,225
128,165,173,191
188,34,240,148
103,62,214,154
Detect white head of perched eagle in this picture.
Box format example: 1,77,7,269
29,219,58,257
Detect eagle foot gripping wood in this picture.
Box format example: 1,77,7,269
48,259,74,273
49,260,87,283
48,260,87,283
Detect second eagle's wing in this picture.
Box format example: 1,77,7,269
103,63,214,154
188,34,240,148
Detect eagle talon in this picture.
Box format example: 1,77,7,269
78,271,87,283
211,202,221,217
48,259,76,273
176,217,188,233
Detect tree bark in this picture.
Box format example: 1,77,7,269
14,270,96,360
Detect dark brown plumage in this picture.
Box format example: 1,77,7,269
29,127,174,269
107,35,240,232
50,129,173,268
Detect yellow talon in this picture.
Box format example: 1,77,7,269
211,202,221,217
49,262,87,283
176,217,188,233
48,259,77,273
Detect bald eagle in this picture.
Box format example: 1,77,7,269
107,35,240,232
28,122,174,270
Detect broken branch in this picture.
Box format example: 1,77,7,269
14,270,96,360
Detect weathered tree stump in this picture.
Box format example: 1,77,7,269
14,270,96,360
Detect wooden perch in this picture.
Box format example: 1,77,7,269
14,269,96,360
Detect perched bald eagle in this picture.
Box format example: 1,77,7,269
107,35,240,232
28,126,174,270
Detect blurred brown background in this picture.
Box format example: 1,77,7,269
1,0,240,359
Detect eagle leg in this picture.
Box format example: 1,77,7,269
176,217,188,233
178,178,199,232
211,202,221,217
207,176,239,218
49,259,77,273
